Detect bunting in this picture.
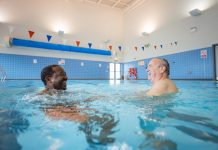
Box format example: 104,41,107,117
109,45,112,51
46,35,52,42
118,46,122,51
88,43,92,48
76,41,80,47
28,31,35,38
141,46,144,51
6,24,180,51
144,43,150,48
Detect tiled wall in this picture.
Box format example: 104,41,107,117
0,54,109,79
124,47,215,80
0,47,215,80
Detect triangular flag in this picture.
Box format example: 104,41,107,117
145,43,150,48
8,25,15,34
28,31,35,38
46,35,52,42
142,46,144,51
88,43,92,48
160,45,163,48
109,45,112,51
134,46,137,51
174,41,178,45
154,45,157,49
118,46,122,51
76,41,80,47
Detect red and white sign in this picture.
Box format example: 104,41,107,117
58,59,65,65
200,50,207,59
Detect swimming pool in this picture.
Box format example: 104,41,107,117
0,80,218,150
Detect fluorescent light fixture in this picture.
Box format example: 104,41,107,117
189,9,202,16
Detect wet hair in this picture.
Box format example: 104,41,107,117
41,65,59,85
161,58,170,76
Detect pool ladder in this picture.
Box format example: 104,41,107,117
0,66,6,82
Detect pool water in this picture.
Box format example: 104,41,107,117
0,80,218,150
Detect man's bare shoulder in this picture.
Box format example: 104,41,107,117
164,79,178,93
146,79,178,96
146,81,167,96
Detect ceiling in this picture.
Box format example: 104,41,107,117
0,0,218,48
83,0,146,11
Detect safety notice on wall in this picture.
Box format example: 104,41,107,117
200,50,207,59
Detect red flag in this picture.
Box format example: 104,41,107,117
134,46,137,51
28,31,35,38
76,41,80,47
109,45,112,51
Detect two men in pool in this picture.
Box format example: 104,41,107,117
146,58,178,96
40,58,178,96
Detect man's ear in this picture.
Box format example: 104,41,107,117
45,75,52,84
160,66,166,73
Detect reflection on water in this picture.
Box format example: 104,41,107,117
175,126,218,144
168,111,218,131
139,132,177,150
0,109,29,150
30,91,120,149
168,111,218,143
79,113,119,148
138,96,177,150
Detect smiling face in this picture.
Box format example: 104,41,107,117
147,58,165,84
49,66,68,90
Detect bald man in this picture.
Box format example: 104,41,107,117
146,58,178,96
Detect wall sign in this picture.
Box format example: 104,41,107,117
200,50,207,59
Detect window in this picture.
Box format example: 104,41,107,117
110,63,120,80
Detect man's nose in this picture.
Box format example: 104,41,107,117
64,76,68,80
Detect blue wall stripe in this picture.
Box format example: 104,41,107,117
12,38,112,56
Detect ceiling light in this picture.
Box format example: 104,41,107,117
189,9,202,16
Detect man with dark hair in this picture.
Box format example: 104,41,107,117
40,64,89,122
40,64,68,95
146,58,178,96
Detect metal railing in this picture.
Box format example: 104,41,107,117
0,65,6,82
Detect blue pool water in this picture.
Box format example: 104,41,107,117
0,80,218,150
